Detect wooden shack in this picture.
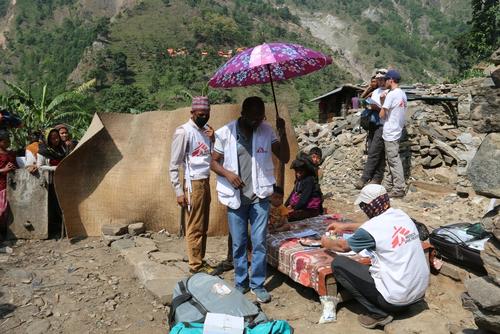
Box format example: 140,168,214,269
310,84,364,123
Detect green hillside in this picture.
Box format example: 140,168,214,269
0,0,489,132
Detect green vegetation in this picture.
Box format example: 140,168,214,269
0,0,486,141
453,0,500,73
1,79,95,149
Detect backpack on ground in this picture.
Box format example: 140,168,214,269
429,223,491,271
170,320,293,334
168,273,268,329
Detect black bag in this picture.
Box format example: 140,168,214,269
359,109,371,130
412,218,430,241
429,223,491,271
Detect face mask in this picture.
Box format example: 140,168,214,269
193,116,208,128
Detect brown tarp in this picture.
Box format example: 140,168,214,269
55,104,299,238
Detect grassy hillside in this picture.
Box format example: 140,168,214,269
0,0,475,127
289,0,470,82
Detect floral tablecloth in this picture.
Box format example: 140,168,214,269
266,214,345,296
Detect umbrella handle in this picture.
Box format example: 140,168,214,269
266,64,280,120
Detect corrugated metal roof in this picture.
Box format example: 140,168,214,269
309,84,364,102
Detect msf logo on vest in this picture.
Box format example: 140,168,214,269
391,226,418,249
256,146,268,154
191,142,210,157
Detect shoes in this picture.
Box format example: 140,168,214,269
358,314,393,329
211,260,234,276
388,190,406,198
235,285,250,294
251,288,271,303
354,178,367,190
189,262,216,275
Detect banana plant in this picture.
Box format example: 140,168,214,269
2,79,96,149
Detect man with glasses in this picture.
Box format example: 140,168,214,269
211,96,289,303
356,69,388,189
379,69,407,198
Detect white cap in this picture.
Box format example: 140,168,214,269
354,184,387,205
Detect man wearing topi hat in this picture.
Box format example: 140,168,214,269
321,184,429,329
169,96,215,274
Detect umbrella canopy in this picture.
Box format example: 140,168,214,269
208,42,332,88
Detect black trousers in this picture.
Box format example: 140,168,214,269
361,125,385,183
332,256,407,317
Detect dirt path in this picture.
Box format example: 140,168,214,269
0,185,488,333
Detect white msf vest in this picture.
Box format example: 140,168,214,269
361,208,429,305
181,121,212,184
215,120,275,210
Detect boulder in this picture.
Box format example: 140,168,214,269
110,238,135,251
101,224,129,236
491,47,500,66
492,65,500,88
481,239,500,285
128,222,146,236
462,292,500,333
470,86,500,133
468,133,500,198
465,276,500,312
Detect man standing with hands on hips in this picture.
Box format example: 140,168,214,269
169,96,215,274
211,96,290,303
379,69,407,198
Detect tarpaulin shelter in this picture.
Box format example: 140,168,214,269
55,104,298,238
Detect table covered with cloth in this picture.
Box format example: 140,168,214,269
266,214,434,296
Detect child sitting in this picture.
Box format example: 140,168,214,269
269,185,290,233
286,157,323,222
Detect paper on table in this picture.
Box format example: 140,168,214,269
203,313,244,334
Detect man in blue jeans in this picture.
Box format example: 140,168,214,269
211,96,289,303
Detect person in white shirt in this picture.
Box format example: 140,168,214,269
169,96,215,274
379,69,407,197
322,184,429,329
211,96,289,303
355,69,388,189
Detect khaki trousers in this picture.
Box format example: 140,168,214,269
185,178,210,271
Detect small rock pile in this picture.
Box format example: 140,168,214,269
295,75,499,198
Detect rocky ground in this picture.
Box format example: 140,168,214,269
0,186,492,334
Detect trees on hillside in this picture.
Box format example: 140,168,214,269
454,0,500,72
1,79,95,148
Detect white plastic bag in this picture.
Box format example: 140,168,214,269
318,295,339,324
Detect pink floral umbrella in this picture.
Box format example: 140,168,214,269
208,42,332,117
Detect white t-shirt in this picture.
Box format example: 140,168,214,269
361,208,429,305
381,88,407,141
371,87,387,107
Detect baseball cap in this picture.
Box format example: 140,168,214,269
354,184,387,205
375,73,386,79
384,69,401,81
375,68,387,75
191,96,210,111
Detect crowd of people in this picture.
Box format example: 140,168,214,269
0,123,78,230
169,70,428,329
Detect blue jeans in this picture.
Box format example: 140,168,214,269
227,199,270,289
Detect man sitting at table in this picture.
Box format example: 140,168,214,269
321,184,429,329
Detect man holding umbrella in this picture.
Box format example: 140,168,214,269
211,96,289,303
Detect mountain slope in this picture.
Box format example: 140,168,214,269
0,0,472,124
289,0,470,82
